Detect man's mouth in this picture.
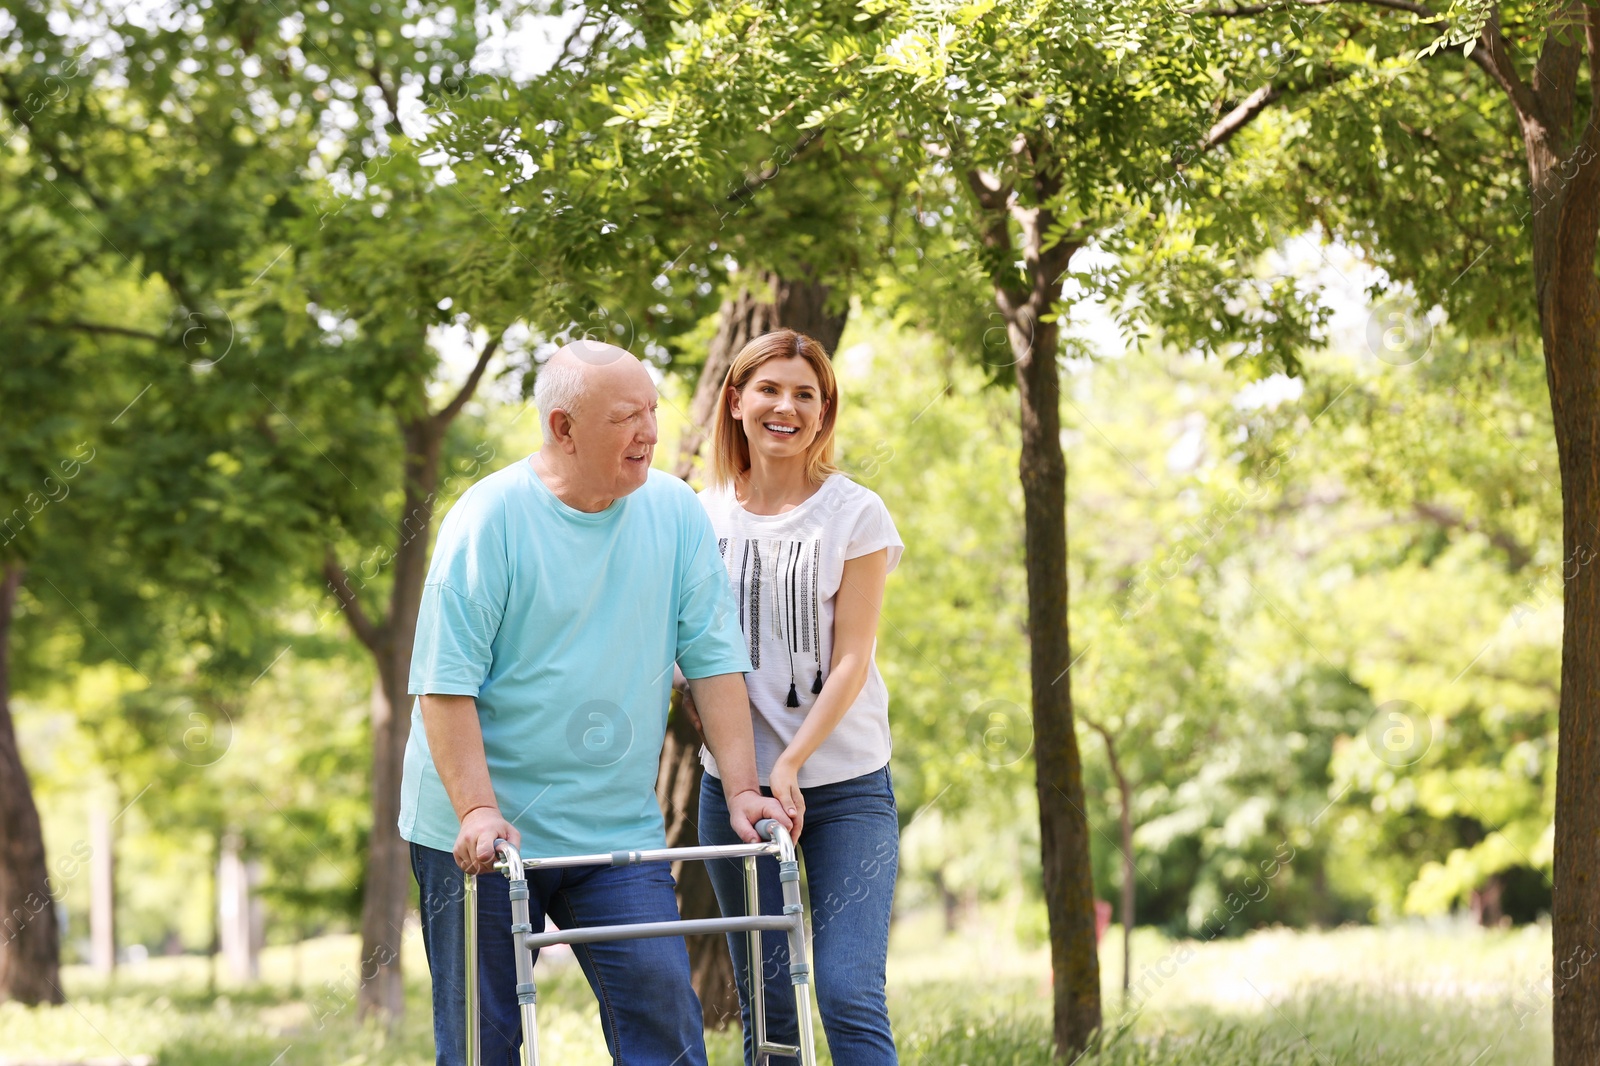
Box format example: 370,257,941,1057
625,452,649,463
763,423,799,437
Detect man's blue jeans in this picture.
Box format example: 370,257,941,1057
699,768,900,1066
411,841,707,1066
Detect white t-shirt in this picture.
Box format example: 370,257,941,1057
698,474,904,787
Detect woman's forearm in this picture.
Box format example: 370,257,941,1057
776,653,872,769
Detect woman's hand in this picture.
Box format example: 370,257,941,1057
769,754,806,840
673,665,706,742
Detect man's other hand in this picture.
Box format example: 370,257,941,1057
727,788,798,843
455,806,521,874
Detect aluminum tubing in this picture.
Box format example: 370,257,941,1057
523,914,793,951
773,826,818,1066
496,841,539,1066
464,872,482,1066
745,854,769,1061
517,841,780,871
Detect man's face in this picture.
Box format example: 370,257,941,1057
567,370,659,502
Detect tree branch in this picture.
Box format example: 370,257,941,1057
432,331,503,429
1186,0,1538,122
356,52,405,138
26,318,165,344
1473,8,1540,121
725,127,825,206
323,549,384,654
1199,82,1284,154
1193,67,1355,161
1411,500,1534,573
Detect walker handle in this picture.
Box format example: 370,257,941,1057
754,819,779,842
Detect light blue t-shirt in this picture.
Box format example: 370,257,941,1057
399,458,751,857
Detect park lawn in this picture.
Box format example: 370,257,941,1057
0,912,1554,1066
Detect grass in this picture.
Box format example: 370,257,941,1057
0,910,1554,1065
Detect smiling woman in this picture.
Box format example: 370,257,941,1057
689,328,905,1066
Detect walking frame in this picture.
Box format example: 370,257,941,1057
463,819,816,1066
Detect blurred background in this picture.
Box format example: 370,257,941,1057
0,2,1577,1064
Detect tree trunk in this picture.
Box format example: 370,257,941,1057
1545,273,1600,1066
0,563,63,1005
1514,80,1600,1063
658,269,847,1028
977,174,1101,1054
1536,204,1600,1062
1083,717,1133,1001
1014,309,1101,1055
90,801,115,976
354,415,443,1022
1117,769,1134,998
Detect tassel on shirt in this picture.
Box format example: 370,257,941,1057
811,669,823,695
787,681,800,708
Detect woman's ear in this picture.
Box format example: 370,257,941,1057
727,383,743,419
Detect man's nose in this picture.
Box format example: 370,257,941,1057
638,410,659,445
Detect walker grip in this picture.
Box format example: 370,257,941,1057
755,818,779,842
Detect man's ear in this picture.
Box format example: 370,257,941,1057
547,409,579,453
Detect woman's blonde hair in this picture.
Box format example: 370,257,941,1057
709,329,841,488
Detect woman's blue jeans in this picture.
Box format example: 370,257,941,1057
411,841,706,1066
699,767,900,1066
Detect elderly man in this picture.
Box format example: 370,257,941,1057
401,341,788,1065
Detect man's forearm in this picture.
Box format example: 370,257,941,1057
688,672,761,795
419,693,499,819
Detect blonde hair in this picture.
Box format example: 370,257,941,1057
709,329,841,488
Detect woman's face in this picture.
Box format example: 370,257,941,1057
728,355,828,466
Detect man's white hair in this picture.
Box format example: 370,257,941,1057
534,358,586,420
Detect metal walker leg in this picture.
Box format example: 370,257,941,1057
462,822,816,1066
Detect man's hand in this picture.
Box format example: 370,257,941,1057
454,805,521,875
727,788,796,843
767,756,806,839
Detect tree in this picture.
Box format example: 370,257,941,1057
600,1,1332,1051
1168,2,1600,1058
0,1,577,1019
